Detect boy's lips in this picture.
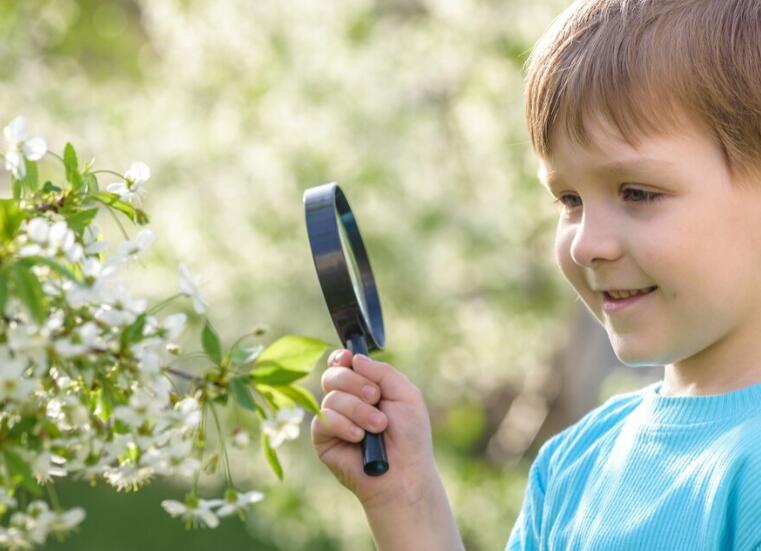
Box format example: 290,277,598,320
601,286,658,313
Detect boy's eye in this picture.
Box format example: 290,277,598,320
554,188,664,209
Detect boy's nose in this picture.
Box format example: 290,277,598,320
569,211,624,267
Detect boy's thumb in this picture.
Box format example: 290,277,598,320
351,354,414,402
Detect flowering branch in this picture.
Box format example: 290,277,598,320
0,116,330,548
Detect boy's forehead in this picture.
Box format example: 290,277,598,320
538,112,712,188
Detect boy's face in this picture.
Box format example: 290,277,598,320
538,114,761,374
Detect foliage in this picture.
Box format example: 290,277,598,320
0,116,330,547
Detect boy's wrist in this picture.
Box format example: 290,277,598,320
361,471,465,551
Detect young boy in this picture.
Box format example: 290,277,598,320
311,0,761,549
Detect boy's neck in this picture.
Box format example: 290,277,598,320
662,326,761,396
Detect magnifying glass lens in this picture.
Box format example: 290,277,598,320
336,211,369,319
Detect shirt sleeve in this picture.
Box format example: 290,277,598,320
729,444,761,551
504,434,561,551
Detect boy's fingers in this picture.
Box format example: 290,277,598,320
327,349,352,367
351,354,417,402
311,408,365,446
321,366,381,404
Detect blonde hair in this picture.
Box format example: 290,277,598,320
524,0,761,181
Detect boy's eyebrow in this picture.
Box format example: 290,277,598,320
541,157,675,189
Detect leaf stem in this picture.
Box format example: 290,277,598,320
91,169,124,180
209,403,234,488
146,293,183,315
45,482,62,512
192,404,209,495
103,204,130,241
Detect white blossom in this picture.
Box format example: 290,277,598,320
179,263,206,313
161,498,223,528
143,438,200,478
261,407,304,448
106,161,151,204
103,462,154,492
3,116,46,179
112,389,164,427
231,428,250,449
18,218,82,262
32,452,67,484
110,229,155,265
215,490,264,518
0,347,37,403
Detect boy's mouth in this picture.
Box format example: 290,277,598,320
603,286,658,300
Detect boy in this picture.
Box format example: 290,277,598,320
311,0,761,549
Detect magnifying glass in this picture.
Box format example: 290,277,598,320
303,182,389,476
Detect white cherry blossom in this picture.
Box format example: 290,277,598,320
215,490,264,518
161,498,224,528
179,263,206,313
261,407,304,448
106,161,151,204
3,116,47,179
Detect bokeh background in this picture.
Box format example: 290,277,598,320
0,1,663,549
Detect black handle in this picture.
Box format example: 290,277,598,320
348,334,389,476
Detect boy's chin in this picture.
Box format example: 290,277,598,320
609,338,666,368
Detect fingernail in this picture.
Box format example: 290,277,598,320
362,385,378,402
329,350,340,363
352,426,364,439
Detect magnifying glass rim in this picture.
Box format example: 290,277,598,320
303,181,385,351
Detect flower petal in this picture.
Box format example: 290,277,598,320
22,137,47,160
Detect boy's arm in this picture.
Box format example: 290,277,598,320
362,470,465,551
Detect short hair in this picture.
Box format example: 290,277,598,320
524,0,761,182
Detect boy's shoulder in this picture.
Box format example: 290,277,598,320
536,381,655,467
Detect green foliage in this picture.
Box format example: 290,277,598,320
88,192,149,225
229,377,264,417
3,449,40,496
63,142,82,191
201,319,223,365
254,335,330,373
10,261,47,324
0,198,24,242
261,433,283,481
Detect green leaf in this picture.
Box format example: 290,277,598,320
42,181,62,194
267,384,320,415
95,386,115,422
63,142,83,191
21,159,38,192
88,192,150,225
254,335,331,374
250,366,309,386
261,433,283,481
12,178,22,200
3,449,41,495
201,319,223,365
230,377,264,416
255,386,282,411
10,263,47,325
82,172,99,193
65,208,98,234
121,313,147,347
0,199,25,242
230,344,263,366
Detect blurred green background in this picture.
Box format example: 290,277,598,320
0,0,663,549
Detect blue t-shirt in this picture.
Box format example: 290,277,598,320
506,379,761,550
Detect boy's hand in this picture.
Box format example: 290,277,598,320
311,350,439,511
